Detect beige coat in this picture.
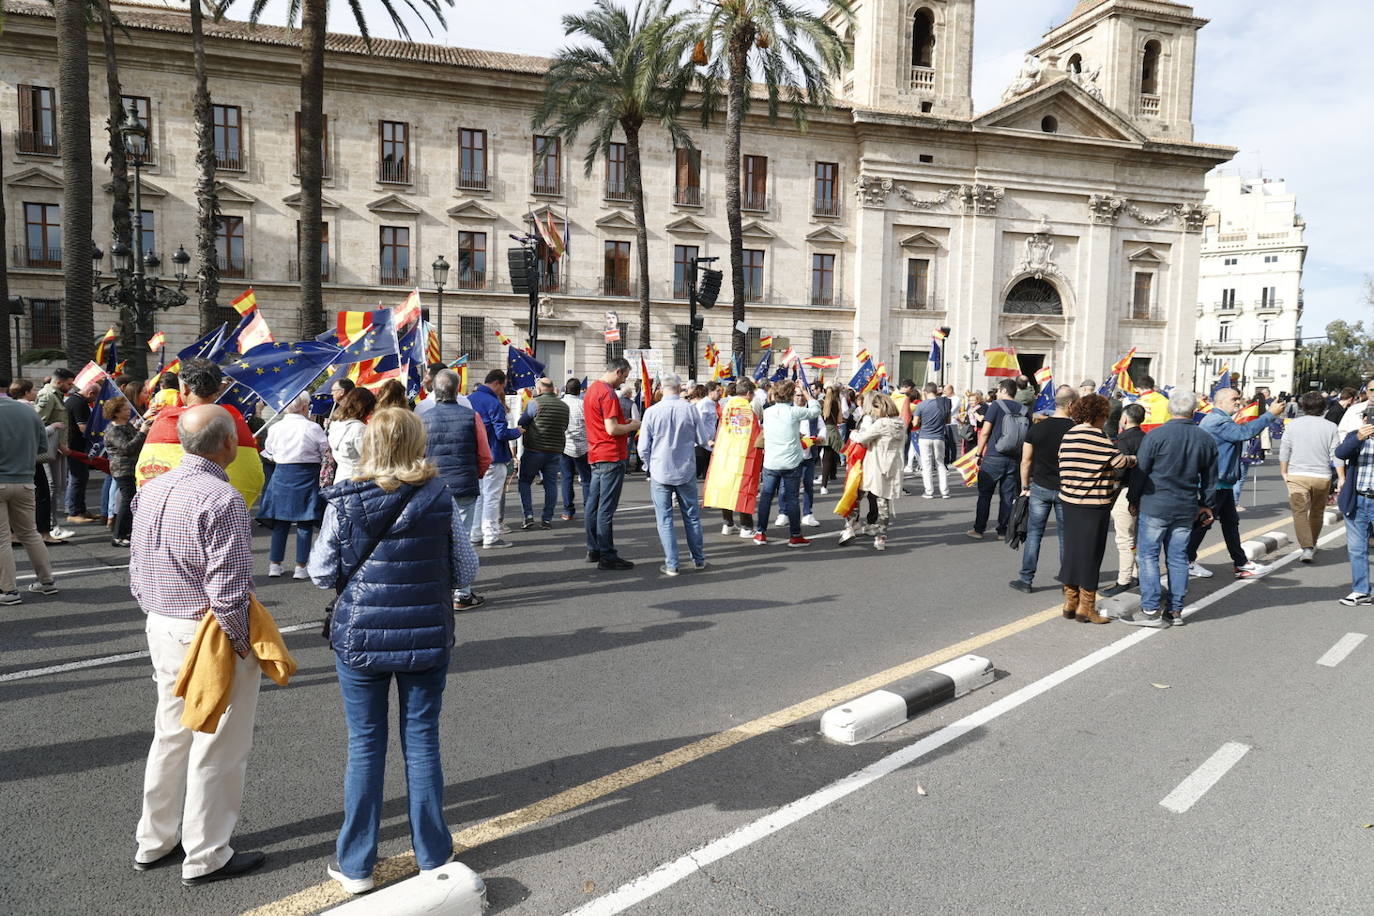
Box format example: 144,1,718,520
852,416,907,502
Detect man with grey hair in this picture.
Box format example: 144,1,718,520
130,404,267,884
638,373,707,575
1125,390,1219,628
423,369,491,609
1010,386,1078,592
517,376,569,530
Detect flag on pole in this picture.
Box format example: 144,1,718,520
495,328,513,348
147,331,166,352
639,353,654,407
221,341,342,411
94,327,118,371
952,448,980,487
219,308,275,357
449,355,469,394
759,334,774,350
1033,366,1055,414
752,349,773,381
179,323,226,363
803,355,839,370
855,347,872,365
1210,364,1231,398
230,288,258,315
506,346,546,391
330,309,399,364
984,347,1019,377
74,361,107,392
425,322,441,365
393,289,423,332
875,362,890,394
779,346,798,367
544,212,566,261
847,357,876,393
928,336,943,374
1234,400,1261,423
931,327,948,340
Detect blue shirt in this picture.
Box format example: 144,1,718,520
1134,418,1220,522
637,395,706,486
914,397,949,440
1199,409,1278,488
761,401,821,471
696,398,719,450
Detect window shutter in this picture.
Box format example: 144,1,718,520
17,85,33,134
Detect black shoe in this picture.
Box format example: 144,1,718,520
1009,579,1032,593
597,557,635,571
133,843,184,872
521,516,535,531
1101,579,1137,598
181,850,266,886
454,592,486,610
540,520,552,530
586,551,601,563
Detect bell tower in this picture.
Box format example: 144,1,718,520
841,0,975,118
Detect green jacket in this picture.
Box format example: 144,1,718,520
520,393,569,454
36,383,67,428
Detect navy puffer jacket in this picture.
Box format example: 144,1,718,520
423,400,480,499
322,476,455,672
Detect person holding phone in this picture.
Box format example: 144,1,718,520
1335,402,1374,606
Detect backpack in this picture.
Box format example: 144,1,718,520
992,402,1029,456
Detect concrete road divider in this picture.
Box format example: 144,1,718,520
1325,507,1342,527
819,655,994,745
325,863,486,915
1241,530,1290,563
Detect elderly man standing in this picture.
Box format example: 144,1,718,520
0,388,57,604
423,369,490,609
517,377,569,531
130,405,266,885
36,367,74,535
638,374,707,576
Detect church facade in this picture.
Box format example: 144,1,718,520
2,0,1232,388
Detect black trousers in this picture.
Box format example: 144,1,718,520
1186,487,1248,567
114,475,138,541
33,465,51,534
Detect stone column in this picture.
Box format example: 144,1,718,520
1078,194,1123,383
851,177,891,364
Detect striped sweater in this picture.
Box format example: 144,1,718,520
1059,424,1136,506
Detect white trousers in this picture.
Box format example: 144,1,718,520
1110,489,1137,585
136,613,262,878
918,438,948,497
470,463,508,544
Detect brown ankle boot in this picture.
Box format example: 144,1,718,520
1062,585,1080,619
1075,589,1110,624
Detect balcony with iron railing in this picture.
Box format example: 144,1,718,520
375,265,412,286
1254,297,1285,314
604,179,631,202
902,291,940,310
215,149,244,171
287,258,331,282
741,191,769,212
1127,301,1157,321
378,158,410,184
601,274,635,297
810,289,837,307
532,174,562,196
1138,94,1160,116
813,196,841,218
458,168,489,191
910,66,934,91
16,129,59,156
215,254,249,278
1214,299,1244,314
743,282,765,303
293,154,332,180
12,245,61,268
675,185,702,207
1211,338,1241,353
454,270,487,291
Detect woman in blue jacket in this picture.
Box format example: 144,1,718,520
309,408,479,894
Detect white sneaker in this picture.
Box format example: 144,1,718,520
738,527,756,539
1298,547,1315,563
813,476,823,485
873,536,887,551
293,565,310,580
1235,560,1272,579
327,862,374,895
774,514,787,529
801,514,821,528
921,493,934,499
721,524,739,536
1188,562,1213,579
862,524,879,536
268,563,284,577
1339,592,1374,607
819,486,829,495
49,526,75,540
838,528,856,545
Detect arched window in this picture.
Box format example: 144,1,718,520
911,8,935,68
1040,115,1059,133
1066,53,1082,74
1141,40,1161,95
1004,278,1063,315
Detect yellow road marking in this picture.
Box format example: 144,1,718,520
244,515,1294,915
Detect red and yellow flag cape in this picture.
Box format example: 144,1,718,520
135,405,265,510
702,396,762,515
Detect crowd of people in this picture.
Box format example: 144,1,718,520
2,353,1373,893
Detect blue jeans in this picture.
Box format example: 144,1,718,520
1347,495,1374,595
451,496,477,599
66,459,89,515
101,475,117,518
560,453,591,514
1019,483,1064,585
756,465,802,538
974,453,1018,535
334,657,451,879
650,479,705,570
585,460,626,558
270,522,314,565
1138,514,1193,612
517,449,561,524
800,457,816,516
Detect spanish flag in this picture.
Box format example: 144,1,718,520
147,331,166,352
984,347,1019,378
952,448,980,487
495,328,513,348
394,289,423,331
855,347,872,365
702,395,762,514
804,355,840,370
135,404,264,510
1234,401,1261,423
94,327,117,370
834,440,867,517
544,212,566,261
230,288,258,315
759,334,774,350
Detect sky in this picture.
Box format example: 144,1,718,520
215,0,1372,334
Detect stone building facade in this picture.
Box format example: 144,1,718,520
1194,174,1307,394
3,0,1232,389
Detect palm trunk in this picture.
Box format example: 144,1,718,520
0,130,11,378
725,26,753,365
57,0,95,366
99,0,144,377
190,0,220,332
623,119,652,350
297,0,327,339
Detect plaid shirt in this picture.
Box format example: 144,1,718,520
1357,438,1374,494
130,454,254,654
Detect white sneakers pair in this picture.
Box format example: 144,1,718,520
268,563,310,580
774,514,821,528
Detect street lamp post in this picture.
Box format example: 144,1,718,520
431,255,450,357
961,336,981,393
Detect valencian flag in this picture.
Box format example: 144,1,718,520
834,440,867,517
94,327,118,371
507,347,546,392
449,355,469,394
425,322,441,365
952,448,980,487
230,288,258,315
222,340,342,412
984,347,1019,377
1033,366,1055,414
702,393,763,515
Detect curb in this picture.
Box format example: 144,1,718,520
325,863,487,915
819,655,994,745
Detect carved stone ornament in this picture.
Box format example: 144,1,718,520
895,185,961,210
1016,215,1063,281
1178,202,1208,233
1001,54,1046,103
1123,201,1184,226
537,295,558,319
1069,62,1105,103
959,183,1005,216
854,175,893,207
1087,193,1125,224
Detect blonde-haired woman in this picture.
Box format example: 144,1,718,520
307,408,478,895
839,392,907,550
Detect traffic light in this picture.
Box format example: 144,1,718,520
697,268,722,308
507,247,537,296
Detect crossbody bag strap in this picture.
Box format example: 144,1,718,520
332,485,416,595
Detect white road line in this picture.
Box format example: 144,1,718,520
0,620,322,683
1158,742,1252,814
16,562,131,582
1317,633,1367,668
564,526,1339,916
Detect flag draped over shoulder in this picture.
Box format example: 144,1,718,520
702,396,763,515
221,341,342,412
984,347,1019,377
136,404,264,509
834,440,867,517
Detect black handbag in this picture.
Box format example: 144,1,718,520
321,485,415,639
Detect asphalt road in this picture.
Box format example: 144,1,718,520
0,465,1361,916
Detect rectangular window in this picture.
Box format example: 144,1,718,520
1223,257,1237,266
533,135,562,195
1260,320,1271,341
1261,286,1278,307
16,85,58,155
1218,322,1231,342
30,298,62,349
814,162,839,217
672,324,692,370
293,221,329,281
742,249,765,301
457,231,487,289
905,258,930,309
742,155,768,211
811,253,835,305
811,329,832,357
23,202,61,267
675,148,701,205
294,111,331,178
460,315,485,360
139,209,156,259
215,215,246,277
605,142,629,200
603,240,631,296
379,225,410,285
673,244,699,299
1220,288,1236,310
1132,271,1153,319
212,104,243,170
122,95,154,162
605,321,630,362
379,121,410,183
1256,356,1271,376
459,128,488,190
1263,254,1278,264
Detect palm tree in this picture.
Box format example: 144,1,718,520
190,0,220,334
535,0,697,352
56,0,95,365
96,0,140,371
693,0,851,363
226,0,452,339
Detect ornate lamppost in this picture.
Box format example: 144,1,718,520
431,255,450,356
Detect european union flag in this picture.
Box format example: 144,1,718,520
769,361,789,382
333,310,400,364
752,350,772,381
222,341,342,412
179,323,227,363
86,377,141,459
1033,379,1055,414
928,338,943,373
847,358,875,392
507,347,546,391
218,381,263,421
